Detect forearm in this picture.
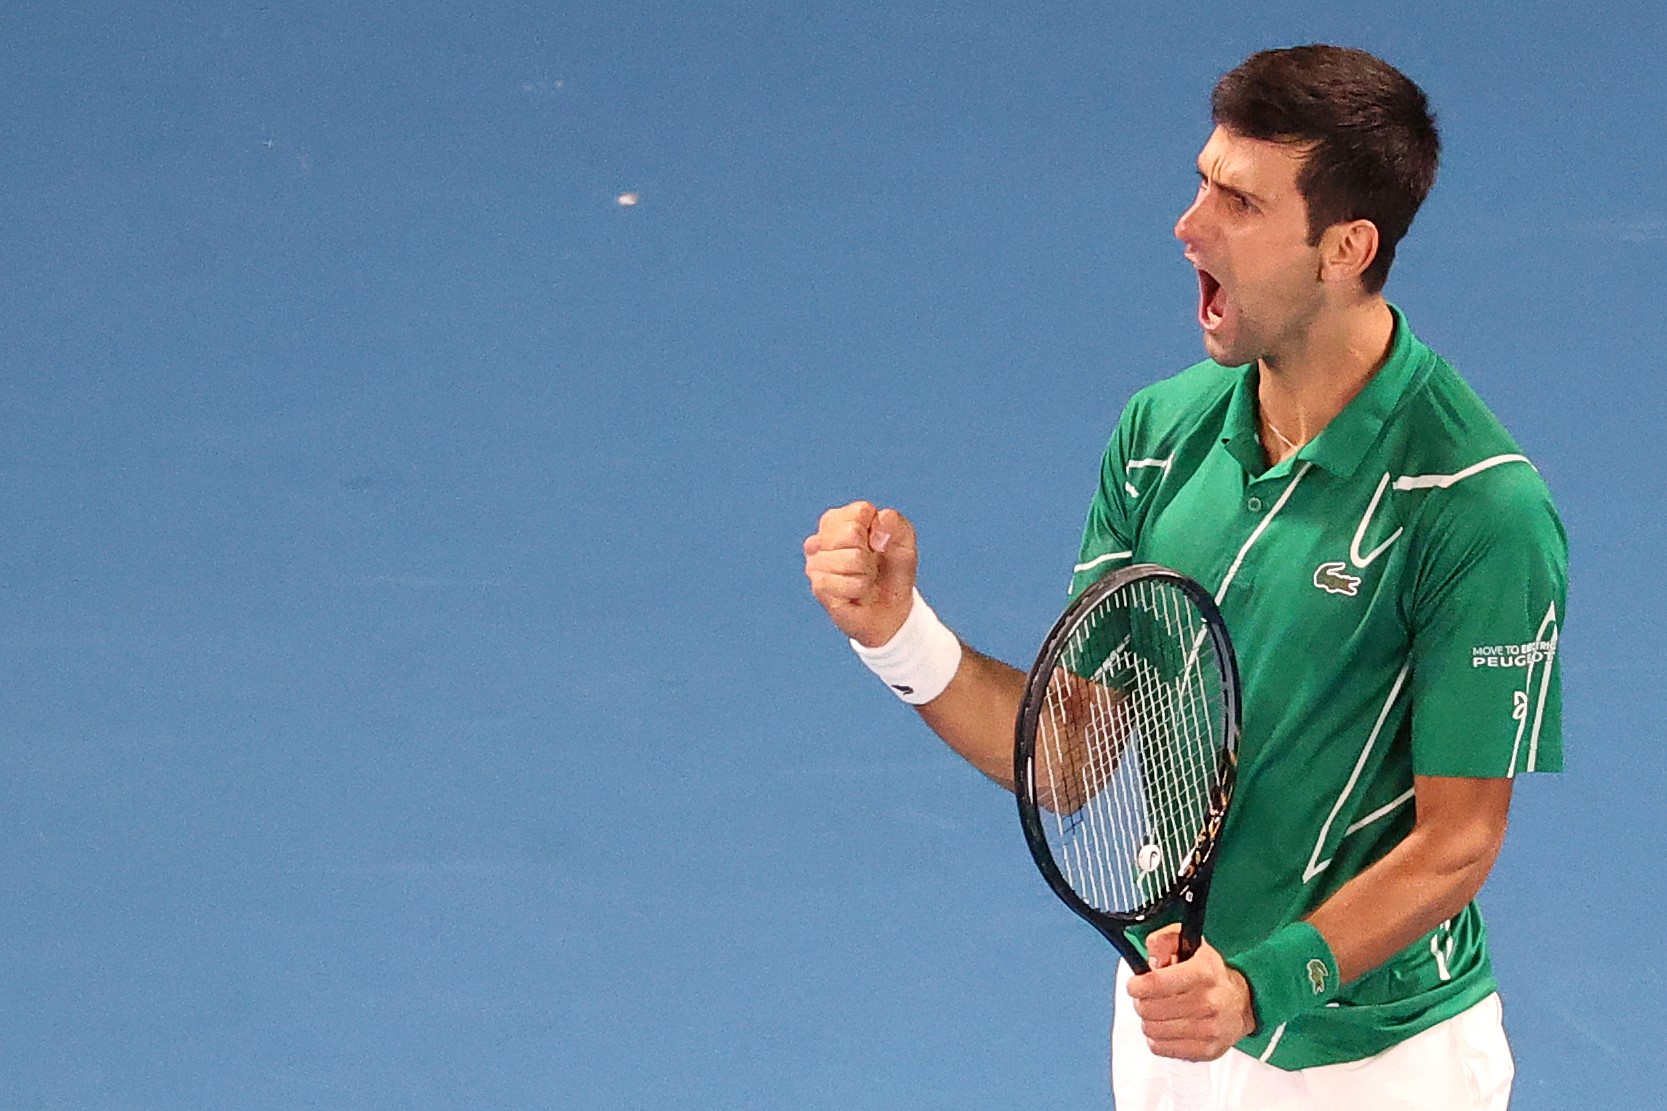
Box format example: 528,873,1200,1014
1132,789,1506,1059
1307,829,1498,984
915,645,1028,791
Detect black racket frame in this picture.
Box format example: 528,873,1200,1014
1014,563,1242,974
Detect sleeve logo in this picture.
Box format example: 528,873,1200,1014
1313,561,1362,596
1471,640,1557,668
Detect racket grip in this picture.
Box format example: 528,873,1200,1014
1164,1057,1214,1111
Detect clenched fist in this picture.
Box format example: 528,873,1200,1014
1127,924,1257,1061
803,501,918,648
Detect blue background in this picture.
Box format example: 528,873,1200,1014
3,2,1662,1107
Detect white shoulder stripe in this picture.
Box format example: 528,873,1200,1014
1392,454,1534,491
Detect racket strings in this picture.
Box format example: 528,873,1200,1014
1145,581,1218,860
1033,578,1231,916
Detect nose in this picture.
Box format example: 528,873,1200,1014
1174,190,1205,248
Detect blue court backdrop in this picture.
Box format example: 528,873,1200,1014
2,2,1662,1108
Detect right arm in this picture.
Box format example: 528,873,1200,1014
803,500,1029,791
914,645,1028,791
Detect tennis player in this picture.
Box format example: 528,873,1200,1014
803,45,1565,1110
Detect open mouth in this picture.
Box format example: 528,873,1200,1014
1197,268,1227,331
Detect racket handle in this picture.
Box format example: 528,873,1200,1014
1175,878,1212,963
1164,1057,1214,1111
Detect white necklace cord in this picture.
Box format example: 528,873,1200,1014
1264,417,1303,453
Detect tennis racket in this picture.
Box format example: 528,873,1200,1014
1014,563,1241,1109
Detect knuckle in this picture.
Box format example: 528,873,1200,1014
820,500,874,530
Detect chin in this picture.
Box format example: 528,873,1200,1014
1202,331,1254,368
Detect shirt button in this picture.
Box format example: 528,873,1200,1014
1247,496,1263,512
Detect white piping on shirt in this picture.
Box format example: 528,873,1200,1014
1072,550,1132,575
1350,472,1404,569
1391,453,1533,491
1508,601,1560,776
1350,454,1536,570
1344,787,1416,836
1123,456,1173,500
1304,662,1411,884
1258,1022,1288,1063
1075,458,1174,572
1214,463,1313,604
1430,921,1455,982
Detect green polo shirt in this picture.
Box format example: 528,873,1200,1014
1069,307,1566,1069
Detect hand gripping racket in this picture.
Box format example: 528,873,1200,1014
1014,564,1241,1109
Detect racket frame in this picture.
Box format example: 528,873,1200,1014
1013,563,1242,974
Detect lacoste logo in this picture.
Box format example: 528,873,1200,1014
1306,959,1330,996
1313,561,1361,597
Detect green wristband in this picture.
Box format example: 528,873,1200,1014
1225,921,1341,1032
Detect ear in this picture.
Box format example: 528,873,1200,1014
1317,219,1380,287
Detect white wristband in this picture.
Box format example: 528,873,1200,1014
850,588,963,705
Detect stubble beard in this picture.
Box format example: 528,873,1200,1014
1213,285,1328,374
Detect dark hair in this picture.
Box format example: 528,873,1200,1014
1211,45,1440,293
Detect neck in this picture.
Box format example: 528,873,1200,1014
1257,295,1394,459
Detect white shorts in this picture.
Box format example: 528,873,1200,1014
1111,962,1514,1110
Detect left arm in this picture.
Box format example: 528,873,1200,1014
1309,774,1510,983
1127,773,1512,1061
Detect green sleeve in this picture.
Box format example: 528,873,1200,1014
1406,468,1568,777
1068,410,1139,601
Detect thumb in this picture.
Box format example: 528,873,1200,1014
869,509,919,590
1144,924,1183,970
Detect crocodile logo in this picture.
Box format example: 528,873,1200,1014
1306,958,1330,995
1313,561,1361,597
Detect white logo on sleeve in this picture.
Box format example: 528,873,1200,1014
1472,639,1557,668
1313,561,1361,596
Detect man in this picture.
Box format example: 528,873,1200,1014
803,44,1564,1110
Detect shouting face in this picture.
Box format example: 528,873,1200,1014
1174,127,1331,369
